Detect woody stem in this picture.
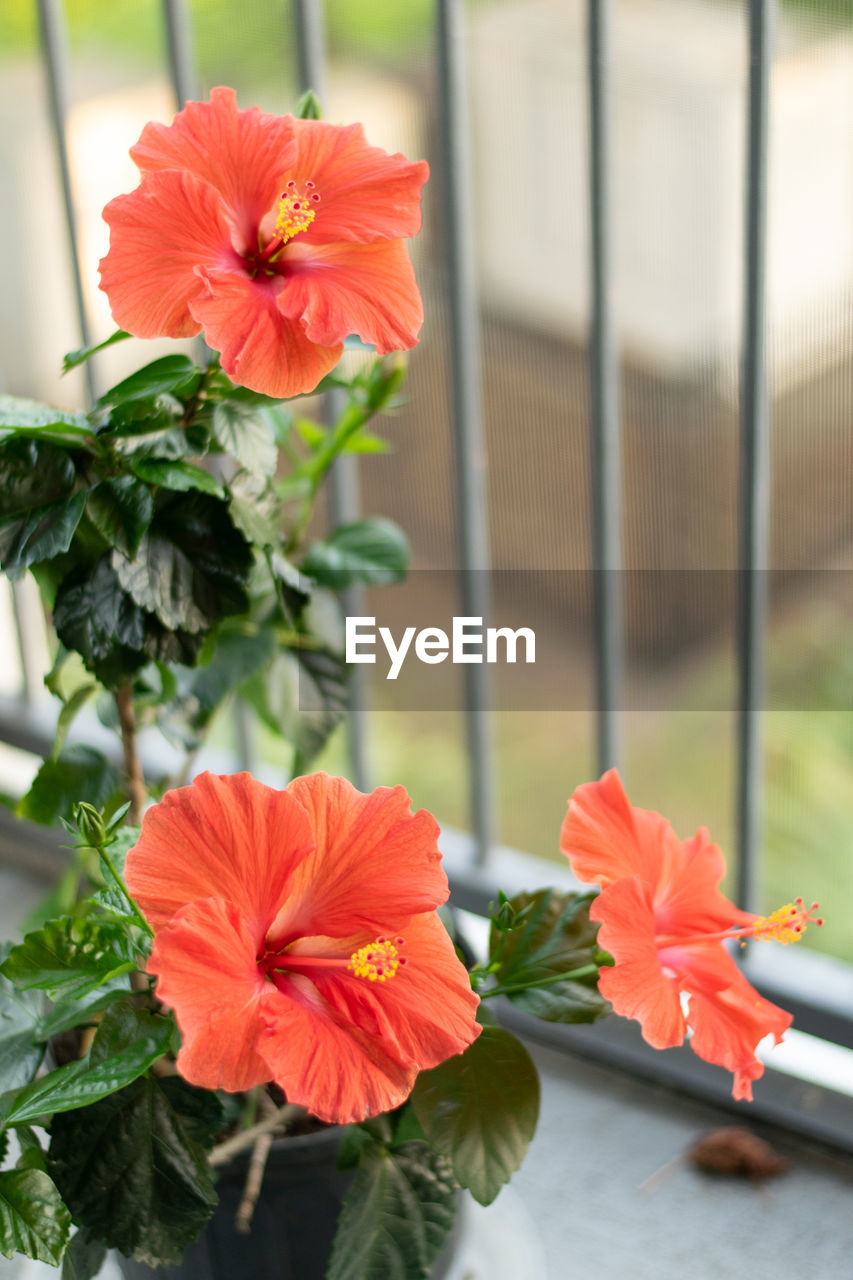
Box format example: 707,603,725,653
115,685,146,824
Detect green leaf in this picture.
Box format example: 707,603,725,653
18,746,122,828
48,1074,218,1265
302,517,409,588
0,1168,71,1265
0,945,45,1095
0,489,86,576
36,978,133,1041
1,915,137,1002
52,558,148,687
86,476,154,559
211,400,277,475
63,329,130,373
327,1141,456,1280
0,395,93,446
0,437,75,516
98,356,197,407
61,1228,107,1280
487,889,609,1024
129,458,223,497
0,1001,174,1129
242,639,349,767
411,1026,540,1206
52,682,98,760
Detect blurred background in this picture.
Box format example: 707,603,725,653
0,2,851,981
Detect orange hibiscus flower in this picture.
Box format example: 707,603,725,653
561,770,821,1100
124,771,480,1124
99,87,428,399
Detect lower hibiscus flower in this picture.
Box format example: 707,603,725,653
560,769,822,1100
125,771,480,1124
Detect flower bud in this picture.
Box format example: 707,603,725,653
74,802,107,848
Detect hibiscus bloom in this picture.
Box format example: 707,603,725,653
560,769,821,1100
124,771,480,1124
99,87,428,399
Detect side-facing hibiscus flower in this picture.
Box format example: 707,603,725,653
124,771,480,1124
99,87,428,398
561,769,822,1100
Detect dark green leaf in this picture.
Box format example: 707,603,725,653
129,458,223,497
0,1168,71,1265
211,400,277,475
18,746,123,829
411,1026,540,1206
0,489,86,575
86,477,154,559
302,517,409,588
0,438,75,517
63,329,130,373
98,356,197,407
0,945,44,1095
61,1228,107,1280
242,639,349,767
48,1074,217,1265
114,531,209,633
0,395,92,446
1,915,137,1002
0,1002,173,1128
53,556,148,685
487,889,609,1023
36,978,133,1041
327,1141,456,1280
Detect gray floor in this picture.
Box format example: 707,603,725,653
1,865,852,1280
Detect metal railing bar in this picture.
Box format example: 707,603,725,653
35,0,96,403
291,0,370,788
162,0,198,108
587,0,622,775
736,0,774,914
436,0,495,867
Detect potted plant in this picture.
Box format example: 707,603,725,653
0,87,818,1279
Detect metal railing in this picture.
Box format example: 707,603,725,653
3,0,853,1149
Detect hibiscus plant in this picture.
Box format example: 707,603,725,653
0,88,816,1279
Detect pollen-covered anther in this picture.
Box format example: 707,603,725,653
753,899,823,945
274,178,320,244
348,936,405,983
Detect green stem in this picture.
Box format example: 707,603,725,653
481,962,600,1000
100,844,154,939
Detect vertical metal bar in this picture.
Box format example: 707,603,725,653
35,0,96,403
292,0,370,789
162,0,197,108
436,0,495,865
587,0,622,775
736,0,773,914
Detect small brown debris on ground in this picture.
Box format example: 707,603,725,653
687,1126,789,1180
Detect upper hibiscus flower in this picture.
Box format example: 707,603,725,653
561,769,821,1101
99,87,429,399
124,771,480,1124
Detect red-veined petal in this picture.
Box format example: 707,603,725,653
278,238,423,354
285,118,428,244
687,969,792,1101
190,268,342,398
592,876,686,1049
268,774,447,944
130,86,297,255
99,169,238,338
147,897,274,1093
125,772,314,942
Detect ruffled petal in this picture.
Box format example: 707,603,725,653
130,86,297,255
258,978,417,1124
278,238,423,354
686,968,792,1101
298,913,481,1069
654,827,754,937
268,774,448,944
125,772,314,942
592,876,685,1049
190,268,341,398
561,769,681,892
285,119,428,245
147,897,275,1093
99,169,239,338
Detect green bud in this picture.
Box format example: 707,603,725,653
74,802,107,848
295,90,323,120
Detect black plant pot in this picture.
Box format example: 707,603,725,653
116,1125,461,1280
